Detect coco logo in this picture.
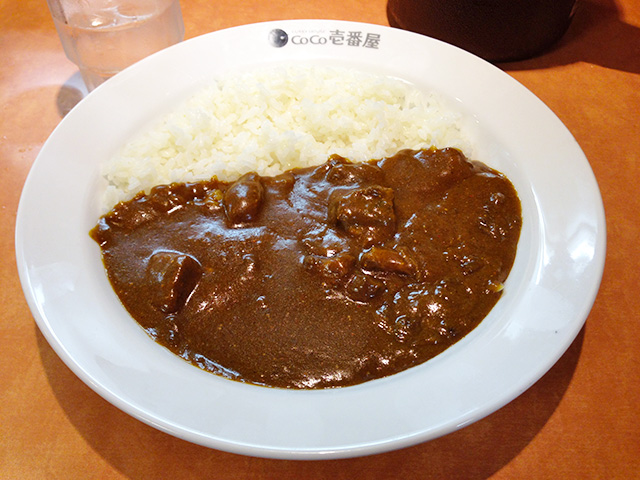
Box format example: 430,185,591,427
291,35,327,45
269,27,382,50
268,29,289,47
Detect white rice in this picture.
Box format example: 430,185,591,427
101,64,470,211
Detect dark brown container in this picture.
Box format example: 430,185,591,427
387,0,577,62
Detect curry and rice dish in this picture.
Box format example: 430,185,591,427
91,148,521,388
91,66,522,389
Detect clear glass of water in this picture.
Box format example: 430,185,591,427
46,0,185,91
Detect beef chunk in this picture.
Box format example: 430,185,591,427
147,250,202,314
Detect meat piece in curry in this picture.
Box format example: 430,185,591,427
90,148,522,389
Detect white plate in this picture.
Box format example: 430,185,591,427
15,20,606,459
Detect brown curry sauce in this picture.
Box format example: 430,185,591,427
90,148,522,388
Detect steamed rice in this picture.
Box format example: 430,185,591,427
101,65,470,211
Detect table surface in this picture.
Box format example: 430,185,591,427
2,0,639,478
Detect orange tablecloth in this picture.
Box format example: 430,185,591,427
2,0,638,478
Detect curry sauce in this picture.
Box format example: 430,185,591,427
90,148,522,388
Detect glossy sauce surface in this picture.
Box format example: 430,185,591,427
91,148,522,388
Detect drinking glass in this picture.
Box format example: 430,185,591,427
46,0,185,91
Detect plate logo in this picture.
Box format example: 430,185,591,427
269,29,289,47
269,28,381,49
